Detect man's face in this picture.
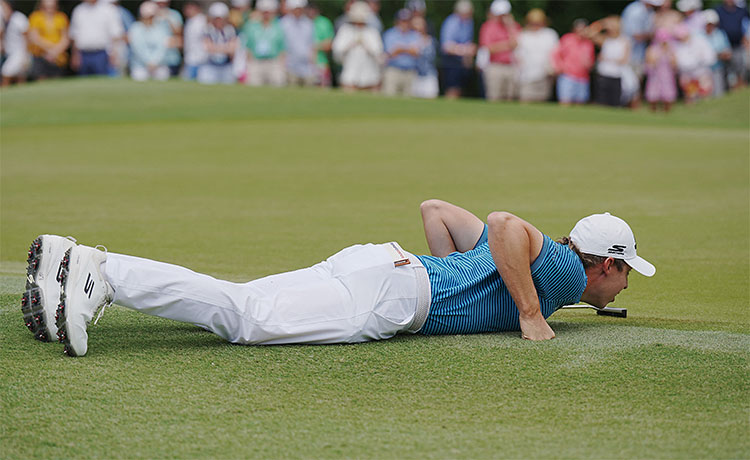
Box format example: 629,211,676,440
590,263,630,308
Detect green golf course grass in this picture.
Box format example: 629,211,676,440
1,79,748,459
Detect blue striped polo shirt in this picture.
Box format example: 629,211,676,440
416,230,587,335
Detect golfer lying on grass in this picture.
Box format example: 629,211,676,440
22,200,655,357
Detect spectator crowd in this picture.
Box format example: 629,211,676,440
1,0,749,109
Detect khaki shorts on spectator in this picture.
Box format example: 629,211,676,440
519,77,552,102
286,72,316,87
484,63,518,101
248,58,286,87
131,65,170,82
382,67,417,96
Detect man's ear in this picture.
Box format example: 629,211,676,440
602,257,615,274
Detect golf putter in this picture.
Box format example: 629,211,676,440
561,304,628,318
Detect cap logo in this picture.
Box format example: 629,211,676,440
608,245,626,255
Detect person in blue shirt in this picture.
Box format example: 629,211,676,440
25,200,655,356
621,0,661,77
128,1,171,81
715,0,750,88
440,0,476,99
382,8,421,96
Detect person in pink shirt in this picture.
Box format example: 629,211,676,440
551,19,595,105
478,0,521,101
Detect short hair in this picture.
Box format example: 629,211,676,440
557,236,628,271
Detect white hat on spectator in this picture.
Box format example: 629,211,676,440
139,0,159,17
454,0,473,14
490,0,511,16
703,8,719,24
208,1,229,17
643,0,664,6
348,1,371,23
232,0,250,7
677,0,702,11
255,0,277,12
286,0,307,9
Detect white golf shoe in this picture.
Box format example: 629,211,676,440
56,245,114,357
22,235,77,342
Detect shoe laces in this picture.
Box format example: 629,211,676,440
92,244,113,326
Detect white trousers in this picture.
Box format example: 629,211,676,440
103,243,431,345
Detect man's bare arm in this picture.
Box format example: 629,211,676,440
486,211,554,341
420,199,485,257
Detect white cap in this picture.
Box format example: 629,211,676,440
677,0,702,11
208,1,229,17
490,0,510,16
286,0,307,9
255,0,277,11
643,0,664,6
703,9,719,24
569,212,656,277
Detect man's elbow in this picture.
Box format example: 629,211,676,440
487,211,518,230
420,199,446,217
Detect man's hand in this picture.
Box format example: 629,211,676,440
519,312,555,341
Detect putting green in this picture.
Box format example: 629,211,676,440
1,80,747,459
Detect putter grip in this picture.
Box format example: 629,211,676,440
597,308,627,318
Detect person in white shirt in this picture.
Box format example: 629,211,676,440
673,23,716,103
589,16,632,107
181,1,207,80
69,0,124,75
515,8,558,102
1,0,30,86
332,1,383,91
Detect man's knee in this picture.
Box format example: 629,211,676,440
420,199,447,217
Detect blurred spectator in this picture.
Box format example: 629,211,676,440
551,19,595,105
621,0,661,77
154,0,183,76
654,0,683,33
367,0,383,32
515,8,558,102
308,1,334,86
678,0,705,33
129,1,170,81
332,1,382,91
107,0,135,77
644,28,677,111
241,0,285,87
715,0,749,88
406,0,435,37
27,0,70,81
411,15,438,98
182,1,206,80
229,0,251,30
280,0,316,86
479,0,520,101
1,0,29,86
198,2,237,84
673,23,716,102
590,16,631,107
382,9,420,96
69,0,124,76
704,9,732,96
440,0,475,99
